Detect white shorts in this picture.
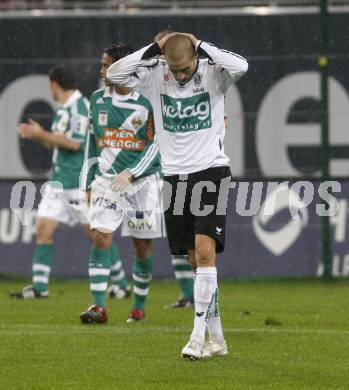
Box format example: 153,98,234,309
38,182,89,226
89,173,166,239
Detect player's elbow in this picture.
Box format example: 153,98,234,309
238,59,248,76
242,59,248,74
233,60,248,81
106,62,128,87
106,63,120,85
105,67,114,83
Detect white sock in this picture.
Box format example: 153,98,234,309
190,267,217,344
207,288,225,343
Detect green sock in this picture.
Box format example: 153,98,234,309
32,244,54,293
132,257,153,311
171,255,194,302
89,247,111,308
110,242,129,289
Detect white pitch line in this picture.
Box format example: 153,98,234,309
0,325,349,336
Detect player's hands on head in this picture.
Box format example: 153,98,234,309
157,32,199,53
110,169,134,193
156,32,178,50
177,33,198,46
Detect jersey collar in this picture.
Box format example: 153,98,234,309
103,86,112,98
62,90,82,108
104,86,139,101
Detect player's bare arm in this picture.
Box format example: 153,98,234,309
18,118,80,151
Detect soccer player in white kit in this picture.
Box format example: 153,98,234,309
106,33,248,359
153,29,194,309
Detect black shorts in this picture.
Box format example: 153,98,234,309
163,166,232,255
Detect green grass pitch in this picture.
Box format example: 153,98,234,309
1,278,349,389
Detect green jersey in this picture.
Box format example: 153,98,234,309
85,87,160,189
50,90,89,189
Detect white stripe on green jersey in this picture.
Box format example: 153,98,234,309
51,90,89,189
107,40,248,175
85,87,160,190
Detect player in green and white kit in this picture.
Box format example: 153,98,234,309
10,65,129,299
80,44,164,324
98,45,134,300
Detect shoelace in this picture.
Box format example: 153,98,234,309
188,340,202,352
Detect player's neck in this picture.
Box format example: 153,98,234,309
59,89,76,105
113,86,132,96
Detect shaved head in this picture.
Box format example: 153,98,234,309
162,33,198,83
164,34,194,63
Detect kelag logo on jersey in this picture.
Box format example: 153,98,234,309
160,92,212,132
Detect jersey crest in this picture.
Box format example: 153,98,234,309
98,111,108,126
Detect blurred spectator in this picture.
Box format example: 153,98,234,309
0,0,335,11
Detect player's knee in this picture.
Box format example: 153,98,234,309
133,239,152,261
195,245,215,267
83,227,94,242
36,222,54,244
92,230,112,249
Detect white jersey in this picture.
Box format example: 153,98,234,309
107,40,248,175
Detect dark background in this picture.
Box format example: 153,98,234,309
1,10,348,277
2,11,347,177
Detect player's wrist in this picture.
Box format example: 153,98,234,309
125,168,135,181
142,43,161,59
34,127,46,139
